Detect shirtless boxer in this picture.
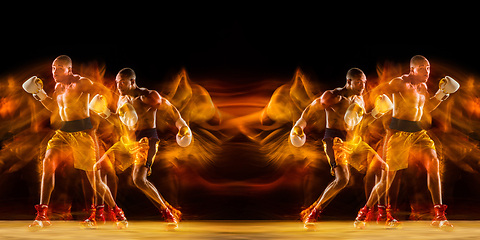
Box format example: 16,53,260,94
23,55,127,230
366,55,458,230
290,68,391,229
90,68,191,228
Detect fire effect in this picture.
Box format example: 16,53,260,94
0,56,480,223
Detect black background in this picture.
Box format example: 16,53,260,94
1,16,480,221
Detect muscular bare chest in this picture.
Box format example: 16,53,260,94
326,94,364,128
332,95,364,113
396,83,426,107
118,95,156,128
392,82,427,121
56,83,89,120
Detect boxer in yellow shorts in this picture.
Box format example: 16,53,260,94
323,129,377,174
102,129,159,174
25,55,127,230
377,55,456,230
46,118,96,171
385,117,436,171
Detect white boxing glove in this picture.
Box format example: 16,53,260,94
435,76,460,101
175,118,192,147
23,76,47,101
118,102,138,130
290,117,306,147
344,102,365,128
89,94,111,118
371,94,393,119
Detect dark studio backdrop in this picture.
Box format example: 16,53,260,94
1,18,480,221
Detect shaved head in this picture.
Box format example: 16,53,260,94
53,55,72,68
410,55,429,68
346,68,365,81
52,55,73,82
116,68,137,95
117,68,136,80
409,55,430,82
346,68,366,95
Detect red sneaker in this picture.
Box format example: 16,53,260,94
302,208,320,230
80,205,97,229
113,205,128,229
385,205,402,229
162,208,179,229
431,204,453,231
29,204,51,231
376,205,386,224
96,205,106,224
354,206,372,229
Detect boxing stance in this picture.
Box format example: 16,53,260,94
290,68,391,229
23,55,127,230
369,55,458,230
90,68,192,228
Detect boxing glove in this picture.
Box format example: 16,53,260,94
290,117,307,147
434,76,460,101
175,118,192,147
89,94,111,118
118,102,138,130
23,76,48,101
344,102,365,128
371,94,393,119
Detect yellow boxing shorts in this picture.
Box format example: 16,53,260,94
325,136,377,173
348,138,377,173
385,130,436,171
105,134,159,172
46,129,96,171
104,136,136,171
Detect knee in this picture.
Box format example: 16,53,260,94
42,158,56,173
334,174,349,188
133,177,148,190
427,158,440,172
94,178,107,190
43,150,60,171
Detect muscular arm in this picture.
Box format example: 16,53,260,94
146,90,183,125
426,91,443,113
298,97,324,123
39,93,56,113
85,78,119,125
148,89,192,147
320,89,342,109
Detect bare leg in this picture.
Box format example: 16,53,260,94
85,170,116,208
30,149,60,230
422,148,442,205
420,148,453,229
365,154,386,206
366,169,396,208
354,169,399,228
313,164,350,210
132,164,168,210
40,149,59,205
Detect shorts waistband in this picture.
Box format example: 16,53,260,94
389,117,422,132
323,128,347,141
60,117,93,132
135,128,159,141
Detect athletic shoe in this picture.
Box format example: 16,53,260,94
354,206,372,229
113,205,128,229
385,205,403,229
431,204,453,231
162,208,179,229
302,208,320,230
96,205,106,224
28,204,51,231
80,205,98,229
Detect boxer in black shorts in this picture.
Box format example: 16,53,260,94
93,68,192,229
